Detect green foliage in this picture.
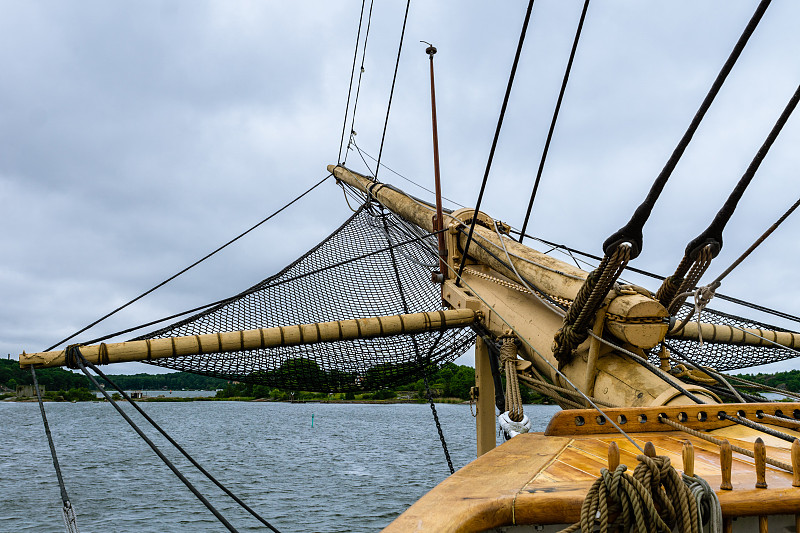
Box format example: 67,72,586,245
0,359,227,393
733,369,800,393
93,371,227,391
40,387,96,402
0,358,90,391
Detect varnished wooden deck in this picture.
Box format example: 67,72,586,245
384,404,800,532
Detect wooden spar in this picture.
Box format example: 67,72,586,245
18,309,478,369
329,164,589,303
668,321,800,350
329,164,709,407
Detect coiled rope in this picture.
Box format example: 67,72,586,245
558,454,707,533
500,335,524,422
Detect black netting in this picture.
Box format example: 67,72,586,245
135,203,474,391
659,305,800,372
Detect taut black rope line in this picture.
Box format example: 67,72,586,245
45,174,331,352
79,226,448,346
337,0,367,164
684,83,800,260
72,348,241,533
84,358,282,532
509,229,800,326
656,83,800,310
374,0,411,181
457,0,536,284
343,0,375,166
602,0,772,258
30,366,80,533
519,0,590,243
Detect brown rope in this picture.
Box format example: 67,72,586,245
558,454,698,533
552,244,630,366
500,335,524,422
658,415,794,472
666,245,714,314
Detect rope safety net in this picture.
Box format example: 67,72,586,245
663,304,800,372
134,201,475,392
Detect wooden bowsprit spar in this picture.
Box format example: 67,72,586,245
20,309,479,368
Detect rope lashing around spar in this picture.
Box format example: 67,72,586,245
552,244,630,367
558,454,717,533
497,333,531,438
659,245,715,315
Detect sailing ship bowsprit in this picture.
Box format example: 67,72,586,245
17,1,800,531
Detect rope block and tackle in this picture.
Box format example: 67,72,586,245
552,244,631,367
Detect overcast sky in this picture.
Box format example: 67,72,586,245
2,1,799,376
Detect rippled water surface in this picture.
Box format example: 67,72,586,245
1,401,560,532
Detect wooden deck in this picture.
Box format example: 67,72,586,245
384,404,800,532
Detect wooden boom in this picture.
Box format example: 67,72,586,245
668,321,800,349
19,309,478,368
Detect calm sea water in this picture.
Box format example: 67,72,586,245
1,400,560,532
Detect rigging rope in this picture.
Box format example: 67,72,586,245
602,0,771,258
374,0,411,181
85,358,282,532
343,0,375,166
658,415,794,473
456,0,537,283
519,0,590,242
555,0,773,380
669,193,800,334
45,174,331,352
30,366,80,533
337,0,367,164
439,242,645,453
656,83,800,310
71,347,241,533
512,230,800,327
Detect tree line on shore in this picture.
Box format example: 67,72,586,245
4,357,800,403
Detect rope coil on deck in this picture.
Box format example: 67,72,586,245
558,454,710,533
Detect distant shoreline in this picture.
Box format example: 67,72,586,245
2,394,471,405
